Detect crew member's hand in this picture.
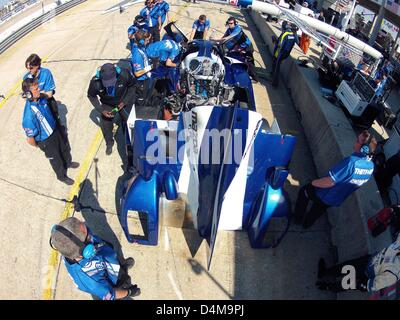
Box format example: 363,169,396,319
118,102,125,110
102,111,114,118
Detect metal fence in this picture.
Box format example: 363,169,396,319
0,0,87,55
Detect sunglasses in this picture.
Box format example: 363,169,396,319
27,65,38,70
228,22,235,25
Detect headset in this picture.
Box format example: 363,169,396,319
359,132,374,156
225,17,238,27
95,64,122,80
21,89,33,100
360,137,372,156
49,224,97,260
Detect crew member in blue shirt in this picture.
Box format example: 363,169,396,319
140,0,161,42
23,53,72,148
131,30,153,108
214,17,258,81
189,15,210,40
155,0,170,30
50,217,140,300
294,130,376,229
21,78,78,185
271,21,299,86
128,15,150,50
146,38,181,97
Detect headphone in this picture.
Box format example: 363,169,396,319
225,17,238,26
95,65,122,80
49,225,97,260
22,89,33,100
360,134,373,156
139,39,145,46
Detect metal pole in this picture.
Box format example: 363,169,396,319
332,0,357,60
368,0,386,46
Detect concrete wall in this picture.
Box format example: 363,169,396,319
250,10,392,295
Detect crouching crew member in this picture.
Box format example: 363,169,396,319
21,78,78,185
146,38,181,99
189,15,210,40
87,63,136,155
294,130,376,229
316,232,400,293
131,30,153,108
50,217,140,300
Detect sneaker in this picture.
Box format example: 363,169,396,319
59,176,74,185
122,257,135,270
68,161,80,169
318,258,326,279
129,286,141,297
106,144,113,155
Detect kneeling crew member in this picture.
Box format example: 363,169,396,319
294,130,376,229
50,217,140,300
21,78,78,185
87,63,136,155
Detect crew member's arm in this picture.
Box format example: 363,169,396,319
165,10,170,24
311,177,335,188
27,137,37,147
158,16,162,31
119,71,137,110
87,78,113,117
189,27,196,41
41,69,56,98
312,157,352,189
165,58,177,68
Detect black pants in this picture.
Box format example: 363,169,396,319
244,47,259,82
37,129,72,180
194,30,204,40
150,26,160,42
320,255,371,292
294,183,330,228
135,79,150,108
101,105,132,147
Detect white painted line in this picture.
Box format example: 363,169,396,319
168,272,183,300
164,228,170,252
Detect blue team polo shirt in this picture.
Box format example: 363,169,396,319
315,153,374,207
64,231,120,300
131,43,152,80
140,5,159,27
192,19,210,32
156,1,170,24
146,40,181,63
23,67,56,93
223,25,251,50
22,98,56,142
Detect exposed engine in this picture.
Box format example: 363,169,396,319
180,52,235,109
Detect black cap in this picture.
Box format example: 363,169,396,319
100,63,117,87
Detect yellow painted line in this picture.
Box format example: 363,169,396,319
42,128,103,300
0,55,49,110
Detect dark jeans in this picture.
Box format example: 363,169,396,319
37,129,72,180
294,183,330,228
320,255,371,292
